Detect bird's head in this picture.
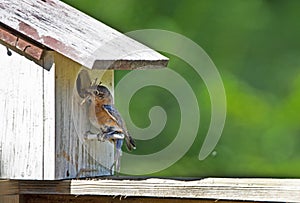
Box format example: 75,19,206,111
92,85,112,99
80,79,113,105
86,79,112,97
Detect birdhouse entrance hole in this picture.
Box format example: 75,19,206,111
72,68,112,141
75,69,100,141
73,68,114,140
69,68,115,176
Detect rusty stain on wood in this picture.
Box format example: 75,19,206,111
0,27,17,46
0,24,53,69
16,38,43,60
18,21,40,40
59,151,71,162
56,150,79,170
17,21,79,59
0,0,168,70
0,24,43,60
42,35,77,58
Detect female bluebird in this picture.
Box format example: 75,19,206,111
82,82,135,173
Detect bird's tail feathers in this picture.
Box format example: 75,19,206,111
125,133,136,151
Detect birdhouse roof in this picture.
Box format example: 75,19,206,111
0,0,168,70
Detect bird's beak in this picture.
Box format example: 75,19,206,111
80,87,95,105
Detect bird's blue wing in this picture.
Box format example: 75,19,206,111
103,104,136,151
102,104,124,126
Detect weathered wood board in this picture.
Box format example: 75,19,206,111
20,195,235,203
0,0,168,70
0,44,114,180
1,178,300,202
0,44,46,179
0,195,20,203
54,53,114,179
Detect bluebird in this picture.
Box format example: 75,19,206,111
82,80,136,174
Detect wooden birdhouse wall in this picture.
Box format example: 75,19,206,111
53,53,114,179
0,44,114,180
0,44,49,179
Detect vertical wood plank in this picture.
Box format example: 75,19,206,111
54,53,114,179
43,64,55,180
0,44,44,179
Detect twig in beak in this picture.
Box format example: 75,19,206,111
80,95,91,105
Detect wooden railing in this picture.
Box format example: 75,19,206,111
1,177,300,202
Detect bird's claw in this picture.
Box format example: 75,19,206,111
97,133,105,142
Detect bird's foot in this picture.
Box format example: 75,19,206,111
97,133,106,142
103,132,125,141
84,131,100,140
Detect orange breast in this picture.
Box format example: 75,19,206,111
89,97,122,132
95,106,117,126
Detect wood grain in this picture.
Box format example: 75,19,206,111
0,195,20,203
54,53,114,179
0,44,44,179
0,24,54,70
21,194,246,203
0,45,115,180
0,180,18,195
1,178,300,202
42,62,55,179
0,0,168,70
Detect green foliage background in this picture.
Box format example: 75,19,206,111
62,0,300,177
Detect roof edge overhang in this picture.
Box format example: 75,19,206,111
0,0,168,70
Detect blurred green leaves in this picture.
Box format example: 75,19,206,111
63,0,300,177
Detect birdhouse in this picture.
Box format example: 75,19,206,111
0,0,168,180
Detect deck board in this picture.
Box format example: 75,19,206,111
1,178,300,202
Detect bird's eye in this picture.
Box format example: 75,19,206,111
94,90,99,95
